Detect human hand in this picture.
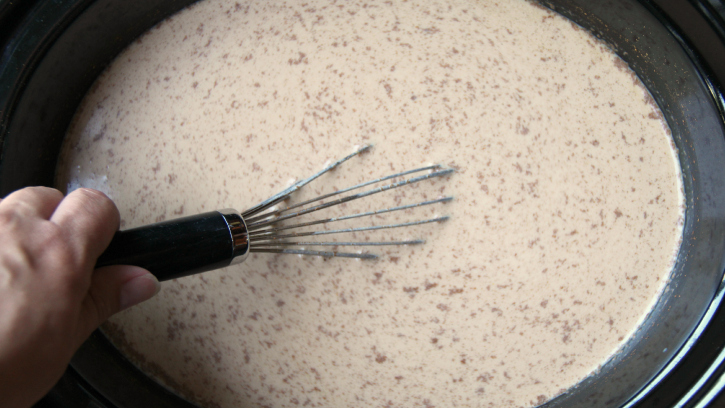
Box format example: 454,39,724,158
0,187,160,408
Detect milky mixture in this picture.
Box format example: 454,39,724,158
56,0,684,407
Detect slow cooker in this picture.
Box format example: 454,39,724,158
2,0,725,407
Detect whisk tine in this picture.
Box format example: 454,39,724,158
250,248,379,259
251,239,425,247
241,145,454,260
278,164,443,213
247,197,452,234
250,216,449,242
245,168,454,226
242,144,372,218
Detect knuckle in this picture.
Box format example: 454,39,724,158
0,198,35,219
27,186,63,198
0,241,33,279
0,210,19,229
14,186,64,204
1,187,63,219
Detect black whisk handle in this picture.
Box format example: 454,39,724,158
95,210,249,281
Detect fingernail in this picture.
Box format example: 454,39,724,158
119,273,161,310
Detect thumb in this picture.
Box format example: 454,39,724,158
77,266,160,343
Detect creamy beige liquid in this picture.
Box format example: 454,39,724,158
56,0,684,407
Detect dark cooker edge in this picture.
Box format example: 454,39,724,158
636,1,725,406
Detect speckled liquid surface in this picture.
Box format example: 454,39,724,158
56,0,684,407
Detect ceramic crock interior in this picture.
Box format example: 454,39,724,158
1,0,725,407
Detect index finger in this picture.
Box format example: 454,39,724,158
49,188,120,266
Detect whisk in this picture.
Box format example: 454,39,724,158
96,145,454,281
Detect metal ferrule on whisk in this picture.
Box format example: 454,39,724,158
218,209,250,265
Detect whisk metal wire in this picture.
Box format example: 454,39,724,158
248,196,452,234
95,144,454,280
241,145,372,219
242,145,454,259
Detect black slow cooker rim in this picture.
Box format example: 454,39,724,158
0,0,201,195
643,0,725,125
537,1,725,406
0,0,203,406
611,3,725,406
1,0,724,407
